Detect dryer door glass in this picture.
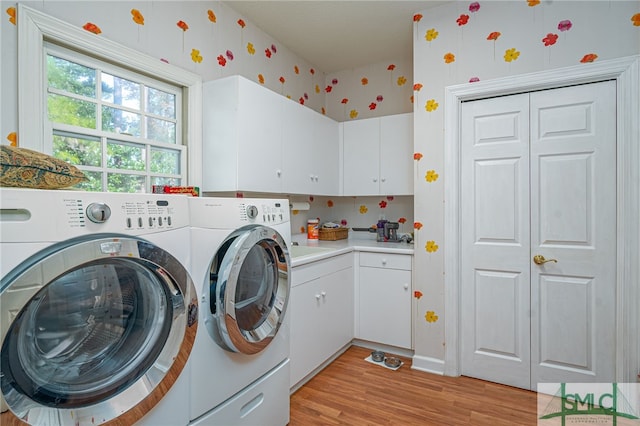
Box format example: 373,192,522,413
209,225,290,355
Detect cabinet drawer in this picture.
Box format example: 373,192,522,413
292,253,352,287
359,252,411,270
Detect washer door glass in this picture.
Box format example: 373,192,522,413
0,234,197,425
2,258,171,408
208,225,290,355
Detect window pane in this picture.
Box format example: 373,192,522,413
147,88,175,118
150,148,180,174
48,94,96,128
74,170,103,192
102,73,141,109
151,177,181,187
108,173,146,193
107,141,145,171
102,106,141,136
53,133,101,167
147,118,176,144
47,55,96,98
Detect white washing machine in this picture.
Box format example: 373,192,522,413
0,188,197,426
188,197,291,426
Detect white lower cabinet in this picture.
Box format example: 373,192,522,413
290,254,353,388
357,252,412,349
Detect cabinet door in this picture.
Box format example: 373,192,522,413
312,113,339,195
236,79,284,192
358,267,411,349
203,77,240,192
343,118,380,196
380,113,413,195
282,100,315,194
290,267,353,388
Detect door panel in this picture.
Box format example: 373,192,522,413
474,269,523,358
461,81,616,390
539,275,592,370
461,93,531,389
474,158,521,243
530,81,616,384
538,154,592,245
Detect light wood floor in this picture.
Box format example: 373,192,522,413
290,346,537,425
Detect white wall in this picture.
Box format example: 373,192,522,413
1,0,416,146
412,1,639,367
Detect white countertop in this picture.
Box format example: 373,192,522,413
289,236,414,267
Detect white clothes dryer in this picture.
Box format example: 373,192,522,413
188,197,291,426
0,188,197,426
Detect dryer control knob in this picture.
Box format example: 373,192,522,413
246,205,258,219
86,202,112,223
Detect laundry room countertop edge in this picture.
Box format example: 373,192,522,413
290,238,414,267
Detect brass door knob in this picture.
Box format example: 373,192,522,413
533,255,558,265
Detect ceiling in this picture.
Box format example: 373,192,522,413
223,1,450,74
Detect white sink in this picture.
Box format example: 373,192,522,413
289,245,334,258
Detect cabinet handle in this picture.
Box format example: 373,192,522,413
321,291,326,298
381,177,386,183
276,169,282,177
381,258,387,265
315,294,321,300
403,283,409,290
373,177,378,183
315,175,319,182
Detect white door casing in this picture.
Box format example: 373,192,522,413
460,82,617,390
444,56,640,384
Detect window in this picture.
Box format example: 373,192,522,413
46,45,184,192
18,5,202,192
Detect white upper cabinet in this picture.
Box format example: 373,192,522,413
282,100,339,196
342,118,379,196
342,113,413,196
203,75,339,195
202,76,284,193
380,113,413,195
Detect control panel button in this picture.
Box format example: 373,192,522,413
86,202,111,223
246,205,258,219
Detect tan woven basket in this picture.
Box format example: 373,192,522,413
318,227,349,241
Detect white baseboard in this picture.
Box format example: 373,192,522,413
411,355,445,375
351,339,414,359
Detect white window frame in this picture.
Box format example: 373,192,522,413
18,4,203,187
45,43,185,192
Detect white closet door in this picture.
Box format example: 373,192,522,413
530,81,616,385
460,93,532,389
460,81,617,390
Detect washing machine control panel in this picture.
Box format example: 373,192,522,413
60,194,188,232
121,199,179,230
240,201,287,225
